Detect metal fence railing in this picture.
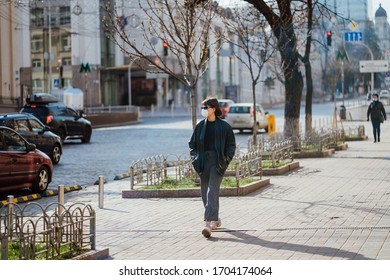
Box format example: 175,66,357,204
0,198,95,260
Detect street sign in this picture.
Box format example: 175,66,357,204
344,32,363,42
336,50,349,61
359,60,389,73
348,21,358,31
54,79,59,88
146,72,169,79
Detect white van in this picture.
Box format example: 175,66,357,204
225,103,268,132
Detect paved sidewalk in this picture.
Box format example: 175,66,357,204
51,121,390,260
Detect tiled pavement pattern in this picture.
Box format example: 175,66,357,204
41,121,390,260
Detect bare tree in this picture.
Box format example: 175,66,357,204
221,6,277,143
102,0,219,129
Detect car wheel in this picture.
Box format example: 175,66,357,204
31,166,50,194
82,126,92,143
51,144,61,164
58,127,66,143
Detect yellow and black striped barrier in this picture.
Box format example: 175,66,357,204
42,185,82,197
1,194,41,206
1,185,82,205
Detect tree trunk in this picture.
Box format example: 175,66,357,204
305,61,313,136
282,49,303,139
190,86,197,130
252,81,258,146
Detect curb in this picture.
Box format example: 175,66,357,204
114,173,130,180
71,248,110,260
122,178,270,198
42,185,82,197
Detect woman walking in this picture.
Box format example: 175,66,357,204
367,93,387,142
189,96,236,238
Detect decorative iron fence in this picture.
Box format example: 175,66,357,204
248,136,294,168
0,200,95,260
129,154,196,189
227,150,263,186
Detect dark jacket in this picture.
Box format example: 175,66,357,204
189,118,236,175
367,101,387,122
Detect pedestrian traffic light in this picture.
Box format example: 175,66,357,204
163,41,168,56
326,31,332,46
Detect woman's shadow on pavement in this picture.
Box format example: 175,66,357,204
207,229,372,260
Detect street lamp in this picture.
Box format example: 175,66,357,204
128,58,135,106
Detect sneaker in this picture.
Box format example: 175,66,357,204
202,222,212,238
211,218,222,229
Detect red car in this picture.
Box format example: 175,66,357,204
0,126,53,194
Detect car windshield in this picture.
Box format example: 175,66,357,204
230,106,250,114
22,106,48,118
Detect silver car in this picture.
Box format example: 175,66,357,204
225,103,268,133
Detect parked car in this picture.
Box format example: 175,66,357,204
218,99,235,118
20,93,92,143
0,126,53,193
224,103,268,133
380,90,389,99
0,113,62,164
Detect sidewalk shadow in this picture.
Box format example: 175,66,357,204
209,229,372,260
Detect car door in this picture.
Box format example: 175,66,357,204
0,130,11,188
2,128,34,187
60,106,83,136
25,118,51,155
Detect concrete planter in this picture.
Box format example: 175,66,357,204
328,143,348,151
293,148,335,158
122,178,270,199
345,135,368,141
262,161,300,176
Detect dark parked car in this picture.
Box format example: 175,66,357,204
0,126,53,193
20,93,92,143
0,113,62,164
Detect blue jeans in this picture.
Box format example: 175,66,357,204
372,120,381,141
200,151,223,221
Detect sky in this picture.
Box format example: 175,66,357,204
220,0,390,20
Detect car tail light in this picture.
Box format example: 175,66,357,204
30,105,36,108
46,115,54,124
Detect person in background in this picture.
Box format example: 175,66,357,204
189,96,236,238
367,93,387,143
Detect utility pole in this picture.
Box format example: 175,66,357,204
48,0,52,94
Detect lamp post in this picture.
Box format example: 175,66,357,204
128,58,135,106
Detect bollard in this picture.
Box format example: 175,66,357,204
6,195,14,238
58,185,65,216
99,176,104,209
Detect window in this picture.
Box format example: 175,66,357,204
62,57,72,66
60,7,71,25
31,35,43,53
61,34,71,51
32,79,43,92
31,8,44,27
32,59,41,68
15,120,30,132
4,130,26,151
29,119,44,132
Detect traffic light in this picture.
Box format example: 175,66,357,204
326,31,332,46
163,41,168,56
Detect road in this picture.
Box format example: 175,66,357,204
52,100,350,189
1,100,355,199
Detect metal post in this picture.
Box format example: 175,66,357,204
6,195,14,237
58,185,65,216
98,176,104,209
128,59,134,106
130,166,134,190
